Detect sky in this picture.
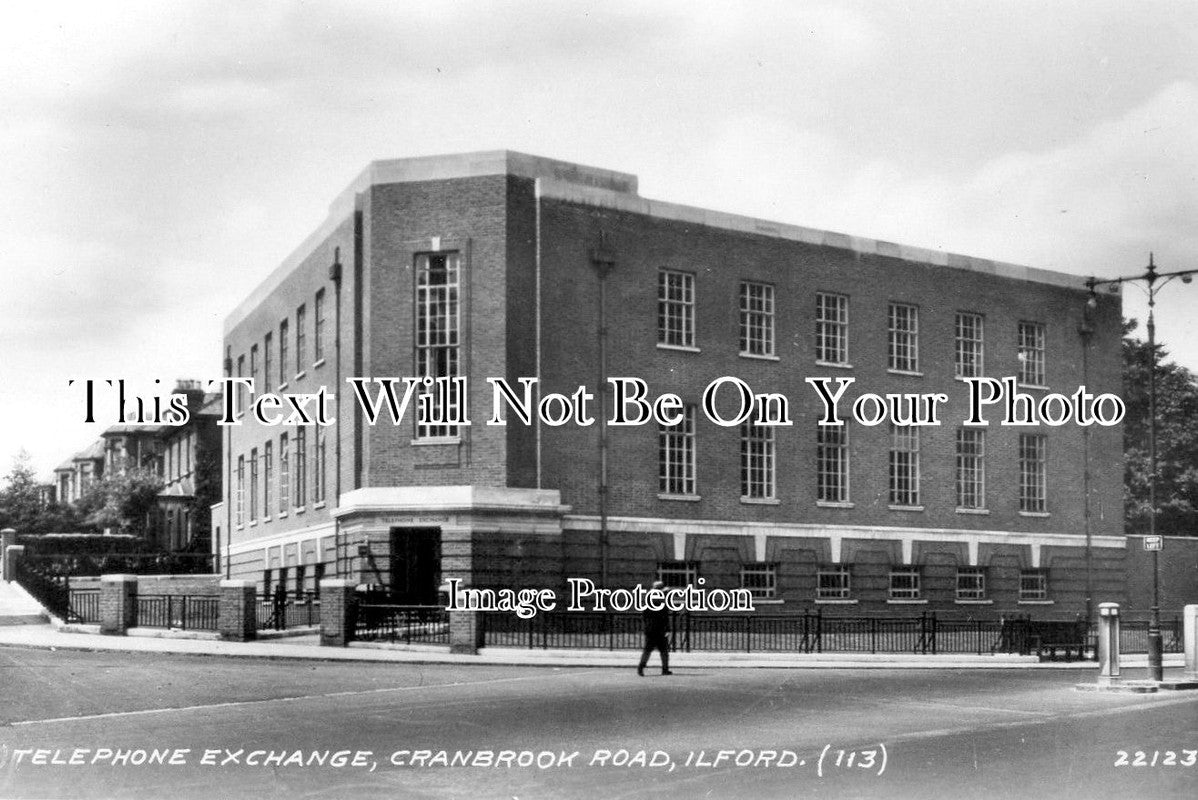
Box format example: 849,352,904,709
1,0,1196,479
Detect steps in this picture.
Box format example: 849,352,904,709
0,580,49,625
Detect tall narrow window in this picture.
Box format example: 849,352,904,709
816,424,849,504
415,251,462,439
263,441,273,518
263,332,273,394
657,270,695,348
888,303,919,372
815,292,849,365
249,447,258,522
739,281,774,357
956,428,986,509
279,319,289,386
1018,321,1045,386
313,426,326,504
295,304,306,375
889,425,920,507
314,289,326,364
278,433,290,515
235,455,245,527
250,345,259,397
955,312,984,378
236,355,245,416
740,421,775,500
659,405,696,496
294,428,307,508
1019,434,1047,512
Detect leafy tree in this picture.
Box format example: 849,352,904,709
79,467,164,538
0,450,84,534
1123,319,1198,537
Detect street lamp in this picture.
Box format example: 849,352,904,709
1086,253,1196,682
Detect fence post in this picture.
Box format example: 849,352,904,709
100,574,137,635
1096,602,1121,685
1182,605,1198,681
449,602,484,655
3,544,24,583
1,528,15,579
932,612,938,655
816,609,822,654
218,580,257,641
319,579,357,647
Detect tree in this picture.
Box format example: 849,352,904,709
1123,319,1198,537
79,467,164,538
0,450,84,534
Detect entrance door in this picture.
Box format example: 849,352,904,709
389,527,441,604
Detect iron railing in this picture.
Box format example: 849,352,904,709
135,594,219,631
355,604,449,645
13,559,71,619
257,592,321,630
67,588,101,624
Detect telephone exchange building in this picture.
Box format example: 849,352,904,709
216,150,1126,616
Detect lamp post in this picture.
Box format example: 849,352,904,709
1086,254,1196,682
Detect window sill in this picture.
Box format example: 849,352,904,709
955,599,993,605
751,598,785,605
313,358,326,370
739,351,779,362
235,524,244,531
887,598,928,605
278,382,289,392
294,506,305,515
313,501,326,510
887,369,924,377
817,500,854,509
248,521,257,528
656,343,700,354
295,371,307,381
815,360,853,370
815,598,858,605
956,507,990,515
262,516,271,523
410,437,462,446
1019,511,1050,518
658,493,701,502
1018,599,1054,605
888,504,925,512
1017,383,1050,392
955,374,985,382
740,496,780,505
277,512,287,519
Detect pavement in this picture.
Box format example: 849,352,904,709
0,581,48,626
0,619,1189,673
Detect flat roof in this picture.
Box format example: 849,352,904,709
224,150,1102,333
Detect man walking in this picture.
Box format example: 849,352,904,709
638,580,673,676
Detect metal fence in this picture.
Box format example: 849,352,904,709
257,592,321,631
355,604,450,645
481,611,1075,656
67,588,101,624
135,594,219,631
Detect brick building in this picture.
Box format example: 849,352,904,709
217,150,1126,615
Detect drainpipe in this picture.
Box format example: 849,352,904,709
330,246,344,578
590,233,616,587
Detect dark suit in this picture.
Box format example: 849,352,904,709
639,605,671,673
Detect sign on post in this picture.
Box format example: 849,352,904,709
1144,535,1163,551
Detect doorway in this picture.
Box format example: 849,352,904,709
388,527,441,604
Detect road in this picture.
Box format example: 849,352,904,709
0,646,1195,799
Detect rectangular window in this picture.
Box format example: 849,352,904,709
278,433,290,514
313,563,325,598
816,424,849,503
955,428,986,509
1018,321,1046,385
955,312,984,378
888,303,919,372
263,441,273,517
817,565,851,599
889,567,921,599
249,447,258,522
263,332,273,394
295,564,307,596
1019,569,1048,601
740,422,776,500
236,355,245,416
956,567,987,600
279,319,289,386
313,426,326,504
415,251,462,439
235,455,244,527
295,304,306,374
250,344,259,396
262,569,271,598
658,405,696,496
889,425,921,507
739,281,774,357
815,292,849,365
657,270,695,348
314,289,326,363
739,563,777,600
656,561,699,589
1019,434,1047,512
294,428,307,508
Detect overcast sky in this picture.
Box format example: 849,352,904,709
2,1,1196,479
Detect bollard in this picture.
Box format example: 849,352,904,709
1184,605,1198,681
1096,602,1121,686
